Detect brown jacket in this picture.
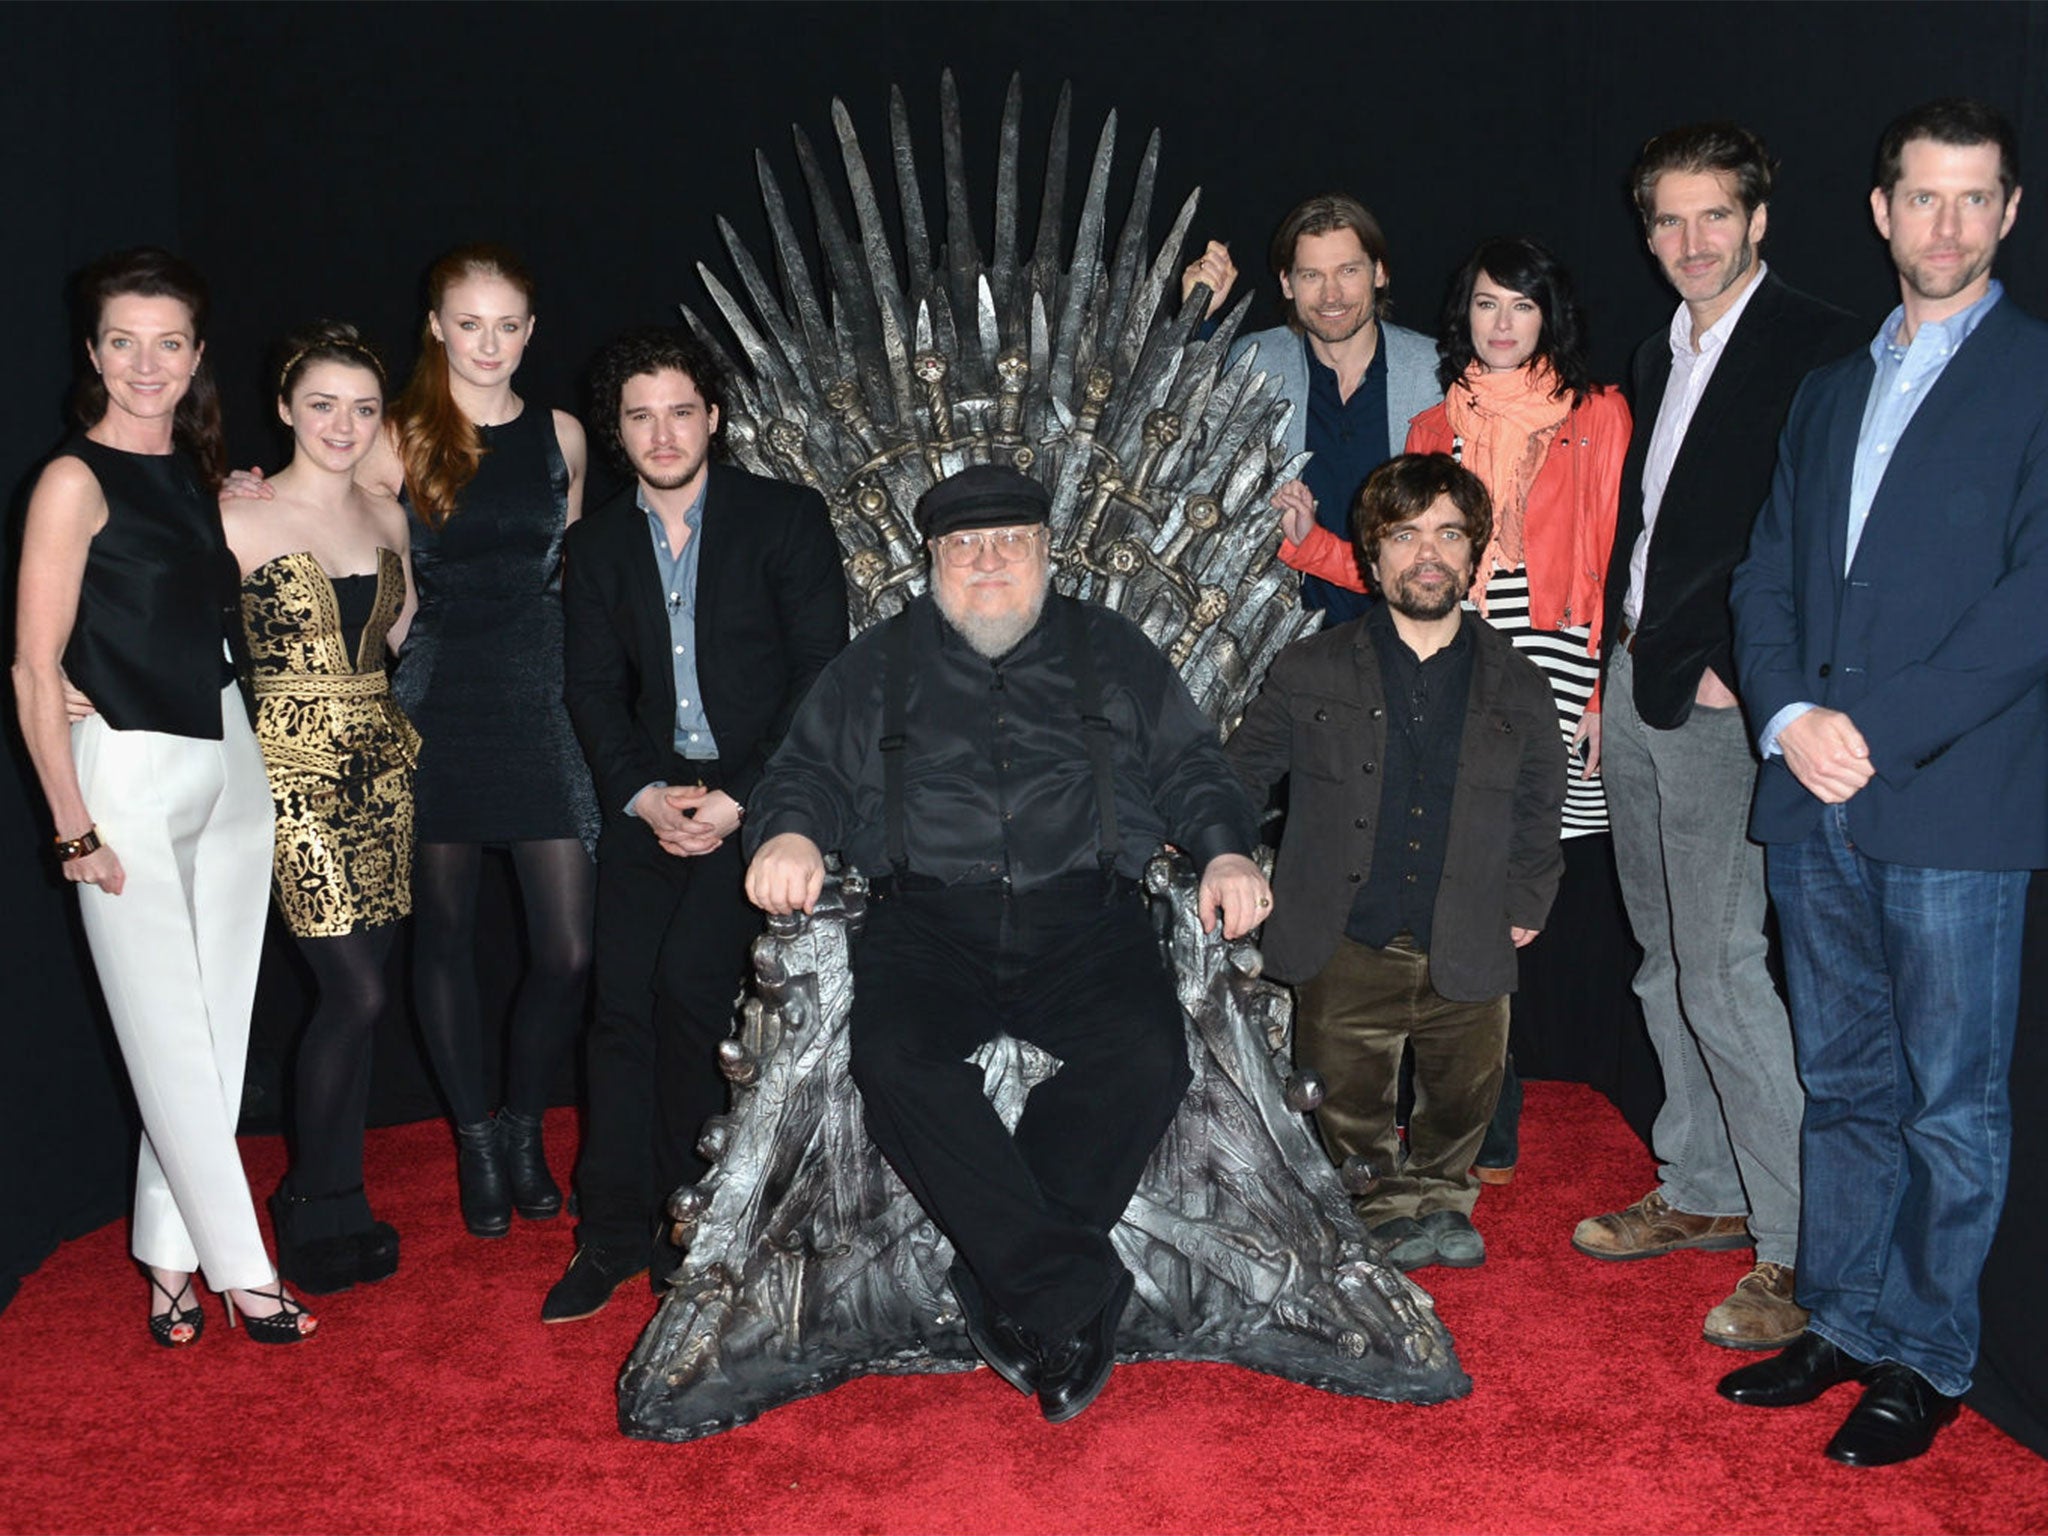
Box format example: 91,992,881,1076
1225,612,1566,999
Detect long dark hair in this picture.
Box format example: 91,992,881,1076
1435,237,1592,406
392,243,536,527
71,247,226,489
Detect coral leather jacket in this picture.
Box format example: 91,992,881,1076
1279,386,1631,664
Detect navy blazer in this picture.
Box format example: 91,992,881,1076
562,460,848,821
1729,296,2048,869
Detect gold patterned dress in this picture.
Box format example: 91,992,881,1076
241,549,420,936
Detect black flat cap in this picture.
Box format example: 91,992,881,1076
915,464,1052,541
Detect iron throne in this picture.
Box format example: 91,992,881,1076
618,74,1469,1442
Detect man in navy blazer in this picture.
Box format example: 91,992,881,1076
1724,100,2047,1468
548,327,847,1322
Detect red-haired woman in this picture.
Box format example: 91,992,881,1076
14,249,315,1344
362,246,597,1237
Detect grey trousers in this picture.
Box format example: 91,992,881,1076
1293,933,1508,1223
1602,647,1803,1265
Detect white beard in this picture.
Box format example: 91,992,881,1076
934,577,1049,660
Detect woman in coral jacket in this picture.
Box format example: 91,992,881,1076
1274,235,1630,1182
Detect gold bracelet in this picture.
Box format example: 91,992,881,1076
54,827,102,862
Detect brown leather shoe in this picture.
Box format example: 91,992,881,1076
1571,1190,1750,1261
1703,1261,1809,1350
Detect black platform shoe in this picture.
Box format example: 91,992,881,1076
455,1119,512,1238
496,1107,563,1220
270,1185,368,1295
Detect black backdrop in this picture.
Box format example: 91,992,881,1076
4,0,2044,1456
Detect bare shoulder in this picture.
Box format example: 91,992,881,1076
552,408,587,457
360,484,410,551
27,454,111,538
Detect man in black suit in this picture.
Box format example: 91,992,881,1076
1574,125,1864,1349
546,328,847,1321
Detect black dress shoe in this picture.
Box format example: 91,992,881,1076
1037,1269,1133,1425
949,1261,1039,1395
541,1246,649,1324
1718,1331,1873,1407
1825,1364,1961,1467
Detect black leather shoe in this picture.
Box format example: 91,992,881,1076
455,1119,512,1238
542,1245,649,1324
1037,1269,1132,1425
497,1107,563,1220
1718,1331,1873,1408
949,1261,1039,1395
1825,1364,1961,1467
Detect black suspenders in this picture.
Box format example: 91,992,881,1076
879,598,1122,887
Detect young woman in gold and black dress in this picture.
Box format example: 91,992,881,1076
221,323,419,1292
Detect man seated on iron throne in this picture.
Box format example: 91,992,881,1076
744,462,1273,1425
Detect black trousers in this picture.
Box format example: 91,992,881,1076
575,760,762,1253
847,874,1189,1341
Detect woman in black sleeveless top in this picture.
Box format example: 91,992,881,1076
12,249,316,1345
360,246,598,1238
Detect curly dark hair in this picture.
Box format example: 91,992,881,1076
1435,236,1592,405
586,325,730,474
1351,452,1493,579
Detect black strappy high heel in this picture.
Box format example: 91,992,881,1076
146,1270,204,1348
224,1282,318,1345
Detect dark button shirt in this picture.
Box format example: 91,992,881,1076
745,593,1258,891
1347,602,1473,950
1300,332,1391,625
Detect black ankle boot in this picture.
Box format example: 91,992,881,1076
270,1183,371,1294
496,1107,563,1220
455,1119,512,1238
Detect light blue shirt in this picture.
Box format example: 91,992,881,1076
625,482,718,816
1759,283,2006,757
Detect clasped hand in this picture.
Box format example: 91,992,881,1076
635,784,741,856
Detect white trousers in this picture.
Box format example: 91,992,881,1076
73,685,277,1289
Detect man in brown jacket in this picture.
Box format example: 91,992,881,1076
1227,453,1566,1272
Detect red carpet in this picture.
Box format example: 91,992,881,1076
3,1083,2041,1535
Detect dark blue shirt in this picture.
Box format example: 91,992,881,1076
1300,332,1391,624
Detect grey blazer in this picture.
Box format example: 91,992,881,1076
1229,320,1443,461
1225,614,1567,999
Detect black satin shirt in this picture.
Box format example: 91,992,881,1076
745,594,1257,891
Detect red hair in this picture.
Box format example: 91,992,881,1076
391,244,535,527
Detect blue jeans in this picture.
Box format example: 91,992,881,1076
1767,805,2028,1396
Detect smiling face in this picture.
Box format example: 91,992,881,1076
427,272,534,389
1370,493,1477,621
1467,273,1544,374
1872,138,2020,316
280,360,383,474
89,293,202,427
929,520,1051,659
618,368,718,495
1646,168,1767,322
1280,227,1386,349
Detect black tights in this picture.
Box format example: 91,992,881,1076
412,838,595,1125
290,924,398,1199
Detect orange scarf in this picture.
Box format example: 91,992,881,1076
1443,360,1570,577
